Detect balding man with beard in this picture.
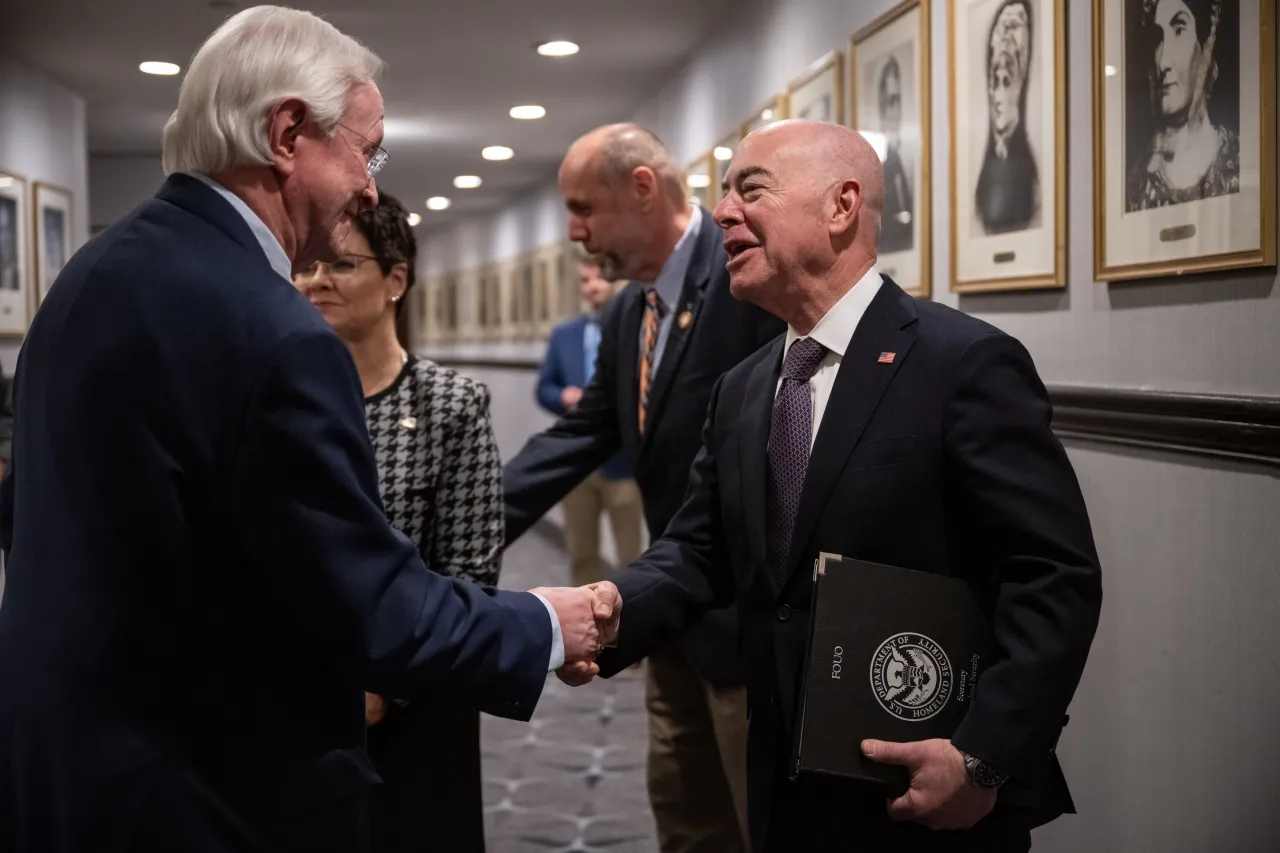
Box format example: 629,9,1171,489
565,120,1103,852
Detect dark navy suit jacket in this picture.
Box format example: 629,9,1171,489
536,314,631,481
596,278,1102,851
0,175,552,853
504,212,785,688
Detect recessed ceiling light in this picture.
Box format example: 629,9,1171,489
713,146,733,161
426,196,451,211
1104,65,1118,77
406,212,422,226
139,61,180,76
686,174,711,189
509,105,547,120
537,40,579,57
761,108,774,121
453,175,483,189
482,146,514,161
0,177,13,189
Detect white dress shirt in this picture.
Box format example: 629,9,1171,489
186,173,570,671
776,267,884,449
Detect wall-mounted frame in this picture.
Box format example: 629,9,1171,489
0,170,32,335
684,152,715,209
1093,0,1276,281
33,181,73,306
534,242,561,339
949,0,1067,293
741,94,789,137
787,50,845,126
712,129,743,203
558,241,581,322
852,0,933,298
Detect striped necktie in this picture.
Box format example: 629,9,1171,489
638,288,664,435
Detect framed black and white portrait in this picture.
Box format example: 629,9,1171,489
788,51,845,126
1094,0,1276,280
949,0,1066,292
34,182,74,306
741,94,788,137
0,170,31,335
852,0,933,298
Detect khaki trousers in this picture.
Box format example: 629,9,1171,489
645,643,750,853
560,471,644,586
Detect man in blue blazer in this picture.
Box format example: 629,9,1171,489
0,9,615,853
536,255,644,587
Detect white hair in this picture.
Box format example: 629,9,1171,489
162,5,385,175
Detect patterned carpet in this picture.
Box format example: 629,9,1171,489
482,526,657,853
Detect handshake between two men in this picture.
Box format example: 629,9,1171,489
528,581,623,685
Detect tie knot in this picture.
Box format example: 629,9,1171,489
782,337,826,381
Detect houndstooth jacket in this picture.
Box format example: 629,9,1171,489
365,356,503,586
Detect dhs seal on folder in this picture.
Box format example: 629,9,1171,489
789,553,992,796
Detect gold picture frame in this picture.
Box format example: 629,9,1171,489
0,169,32,335
33,181,74,306
741,94,789,137
787,50,846,126
684,151,715,209
1092,0,1277,281
948,0,1067,293
851,0,933,298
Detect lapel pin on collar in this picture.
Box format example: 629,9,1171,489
399,416,418,430
877,352,896,364
678,309,693,329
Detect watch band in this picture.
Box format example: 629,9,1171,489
961,751,1008,788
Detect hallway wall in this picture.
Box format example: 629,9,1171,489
419,2,1280,851
0,54,89,372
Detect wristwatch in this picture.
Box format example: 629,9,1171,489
960,751,1008,789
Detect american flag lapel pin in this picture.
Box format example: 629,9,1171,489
877,352,896,364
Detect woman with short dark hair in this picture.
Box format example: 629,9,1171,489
294,193,500,852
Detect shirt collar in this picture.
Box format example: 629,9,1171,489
185,171,294,282
646,203,702,308
783,266,884,360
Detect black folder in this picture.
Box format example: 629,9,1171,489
790,553,992,796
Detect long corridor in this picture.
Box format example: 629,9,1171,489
482,529,656,853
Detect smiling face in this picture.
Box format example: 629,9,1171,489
292,225,403,341
713,129,835,308
284,82,384,268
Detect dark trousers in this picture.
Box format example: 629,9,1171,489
365,702,484,853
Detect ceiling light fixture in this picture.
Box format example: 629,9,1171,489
482,146,514,161
1104,65,1118,77
537,40,579,57
509,105,547,120
761,109,774,121
686,174,711,189
406,212,422,226
713,147,733,161
426,197,451,211
453,175,483,189
139,61,181,76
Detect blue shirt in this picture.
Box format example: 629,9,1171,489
583,317,602,382
183,172,570,671
639,204,702,374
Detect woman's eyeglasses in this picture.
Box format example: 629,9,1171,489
297,254,380,280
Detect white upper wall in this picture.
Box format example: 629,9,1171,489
0,54,89,371
420,0,1280,396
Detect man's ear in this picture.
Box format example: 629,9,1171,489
267,98,309,176
632,166,660,212
830,178,863,238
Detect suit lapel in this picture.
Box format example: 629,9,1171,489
781,279,919,590
637,214,719,457
739,338,785,594
615,285,645,448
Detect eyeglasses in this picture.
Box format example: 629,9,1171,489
297,253,379,280
338,123,389,179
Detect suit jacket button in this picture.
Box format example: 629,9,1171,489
776,604,792,622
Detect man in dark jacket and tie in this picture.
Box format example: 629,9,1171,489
0,8,615,853
561,120,1103,853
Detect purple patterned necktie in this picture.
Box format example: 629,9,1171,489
766,337,827,585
